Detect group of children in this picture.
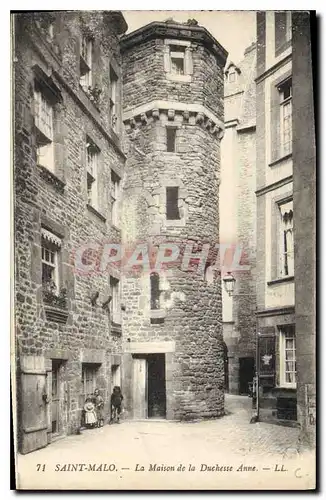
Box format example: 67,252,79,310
83,386,124,428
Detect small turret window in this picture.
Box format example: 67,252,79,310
164,39,193,82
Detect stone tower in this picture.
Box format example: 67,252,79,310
120,20,228,420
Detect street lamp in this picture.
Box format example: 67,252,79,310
222,271,236,296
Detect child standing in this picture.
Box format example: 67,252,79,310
110,386,123,423
84,396,97,428
93,388,104,427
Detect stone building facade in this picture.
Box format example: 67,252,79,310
220,43,257,395
120,21,228,421
13,13,228,453
255,10,296,424
292,12,316,448
13,11,127,454
255,11,316,436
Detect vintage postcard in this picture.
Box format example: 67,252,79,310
11,9,316,490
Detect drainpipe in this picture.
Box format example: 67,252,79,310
256,331,260,421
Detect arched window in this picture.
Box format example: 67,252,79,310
150,272,160,310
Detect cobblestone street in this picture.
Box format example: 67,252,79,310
16,395,315,490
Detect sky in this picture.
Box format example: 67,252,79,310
123,10,256,65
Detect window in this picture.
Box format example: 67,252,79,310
86,139,99,209
275,12,292,56
170,45,185,75
111,364,121,388
82,364,98,397
111,170,121,227
41,228,62,293
80,36,93,91
278,200,294,277
279,325,296,387
228,70,236,83
279,79,292,156
109,65,118,130
164,40,193,81
34,85,54,172
166,127,177,153
150,272,161,310
166,187,180,220
34,13,55,41
110,276,121,325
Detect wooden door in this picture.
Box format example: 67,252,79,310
20,356,50,454
132,358,147,419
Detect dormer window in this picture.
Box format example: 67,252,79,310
228,69,236,83
225,63,240,84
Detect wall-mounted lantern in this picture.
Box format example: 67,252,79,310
223,271,236,297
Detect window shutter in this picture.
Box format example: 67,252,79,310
163,46,171,73
258,330,275,388
184,47,193,75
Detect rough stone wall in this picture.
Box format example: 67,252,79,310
121,25,226,420
14,11,126,441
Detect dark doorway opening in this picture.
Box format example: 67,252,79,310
223,343,229,393
147,354,166,418
239,357,255,395
51,359,62,434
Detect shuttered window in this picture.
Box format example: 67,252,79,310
82,364,98,397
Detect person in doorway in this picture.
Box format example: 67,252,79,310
84,396,97,428
93,388,104,427
110,386,124,424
